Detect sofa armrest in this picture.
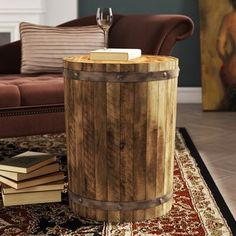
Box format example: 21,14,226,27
0,41,21,74
158,15,194,55
109,14,194,55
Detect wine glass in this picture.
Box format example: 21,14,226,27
96,8,113,48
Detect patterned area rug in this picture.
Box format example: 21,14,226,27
0,128,235,236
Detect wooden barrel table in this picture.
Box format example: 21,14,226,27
63,55,179,223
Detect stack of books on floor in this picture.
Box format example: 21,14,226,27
0,151,64,206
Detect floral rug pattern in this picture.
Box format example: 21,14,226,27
0,131,233,236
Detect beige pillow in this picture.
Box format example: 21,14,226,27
20,22,104,74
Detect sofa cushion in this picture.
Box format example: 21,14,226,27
20,22,104,74
0,84,21,108
0,74,63,108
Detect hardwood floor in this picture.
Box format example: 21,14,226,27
177,104,236,219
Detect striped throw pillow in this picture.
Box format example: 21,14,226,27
20,22,104,74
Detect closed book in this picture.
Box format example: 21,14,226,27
0,162,60,181
2,181,64,194
0,172,64,189
90,48,142,61
2,190,61,206
0,151,57,173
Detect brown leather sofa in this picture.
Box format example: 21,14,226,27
0,14,194,138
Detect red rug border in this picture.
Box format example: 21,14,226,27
179,128,236,234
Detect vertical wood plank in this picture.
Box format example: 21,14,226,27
64,77,71,206
133,82,147,221
145,81,158,219
64,77,77,213
169,78,177,211
164,78,177,213
120,83,134,222
82,81,96,219
106,82,121,222
94,82,108,221
74,80,86,217
155,80,166,216
169,78,177,181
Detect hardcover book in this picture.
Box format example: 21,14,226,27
0,172,64,189
0,151,57,173
2,180,64,194
89,48,142,61
2,190,62,206
0,162,60,181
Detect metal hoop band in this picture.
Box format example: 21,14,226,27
68,189,173,211
64,68,179,83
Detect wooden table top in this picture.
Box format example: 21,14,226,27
63,55,178,73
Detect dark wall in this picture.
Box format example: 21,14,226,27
79,0,200,87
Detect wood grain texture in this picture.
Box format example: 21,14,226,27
106,82,121,222
155,80,166,216
166,78,178,213
74,80,86,216
64,77,76,212
82,81,96,218
64,55,177,73
120,83,134,222
133,83,147,221
163,77,177,214
145,81,158,219
64,55,178,223
94,82,108,221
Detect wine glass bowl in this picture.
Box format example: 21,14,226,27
96,8,113,48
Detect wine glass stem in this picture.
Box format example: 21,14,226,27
104,30,108,48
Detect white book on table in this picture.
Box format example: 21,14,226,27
89,48,142,61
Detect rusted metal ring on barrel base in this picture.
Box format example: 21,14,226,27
68,189,173,211
64,68,179,83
